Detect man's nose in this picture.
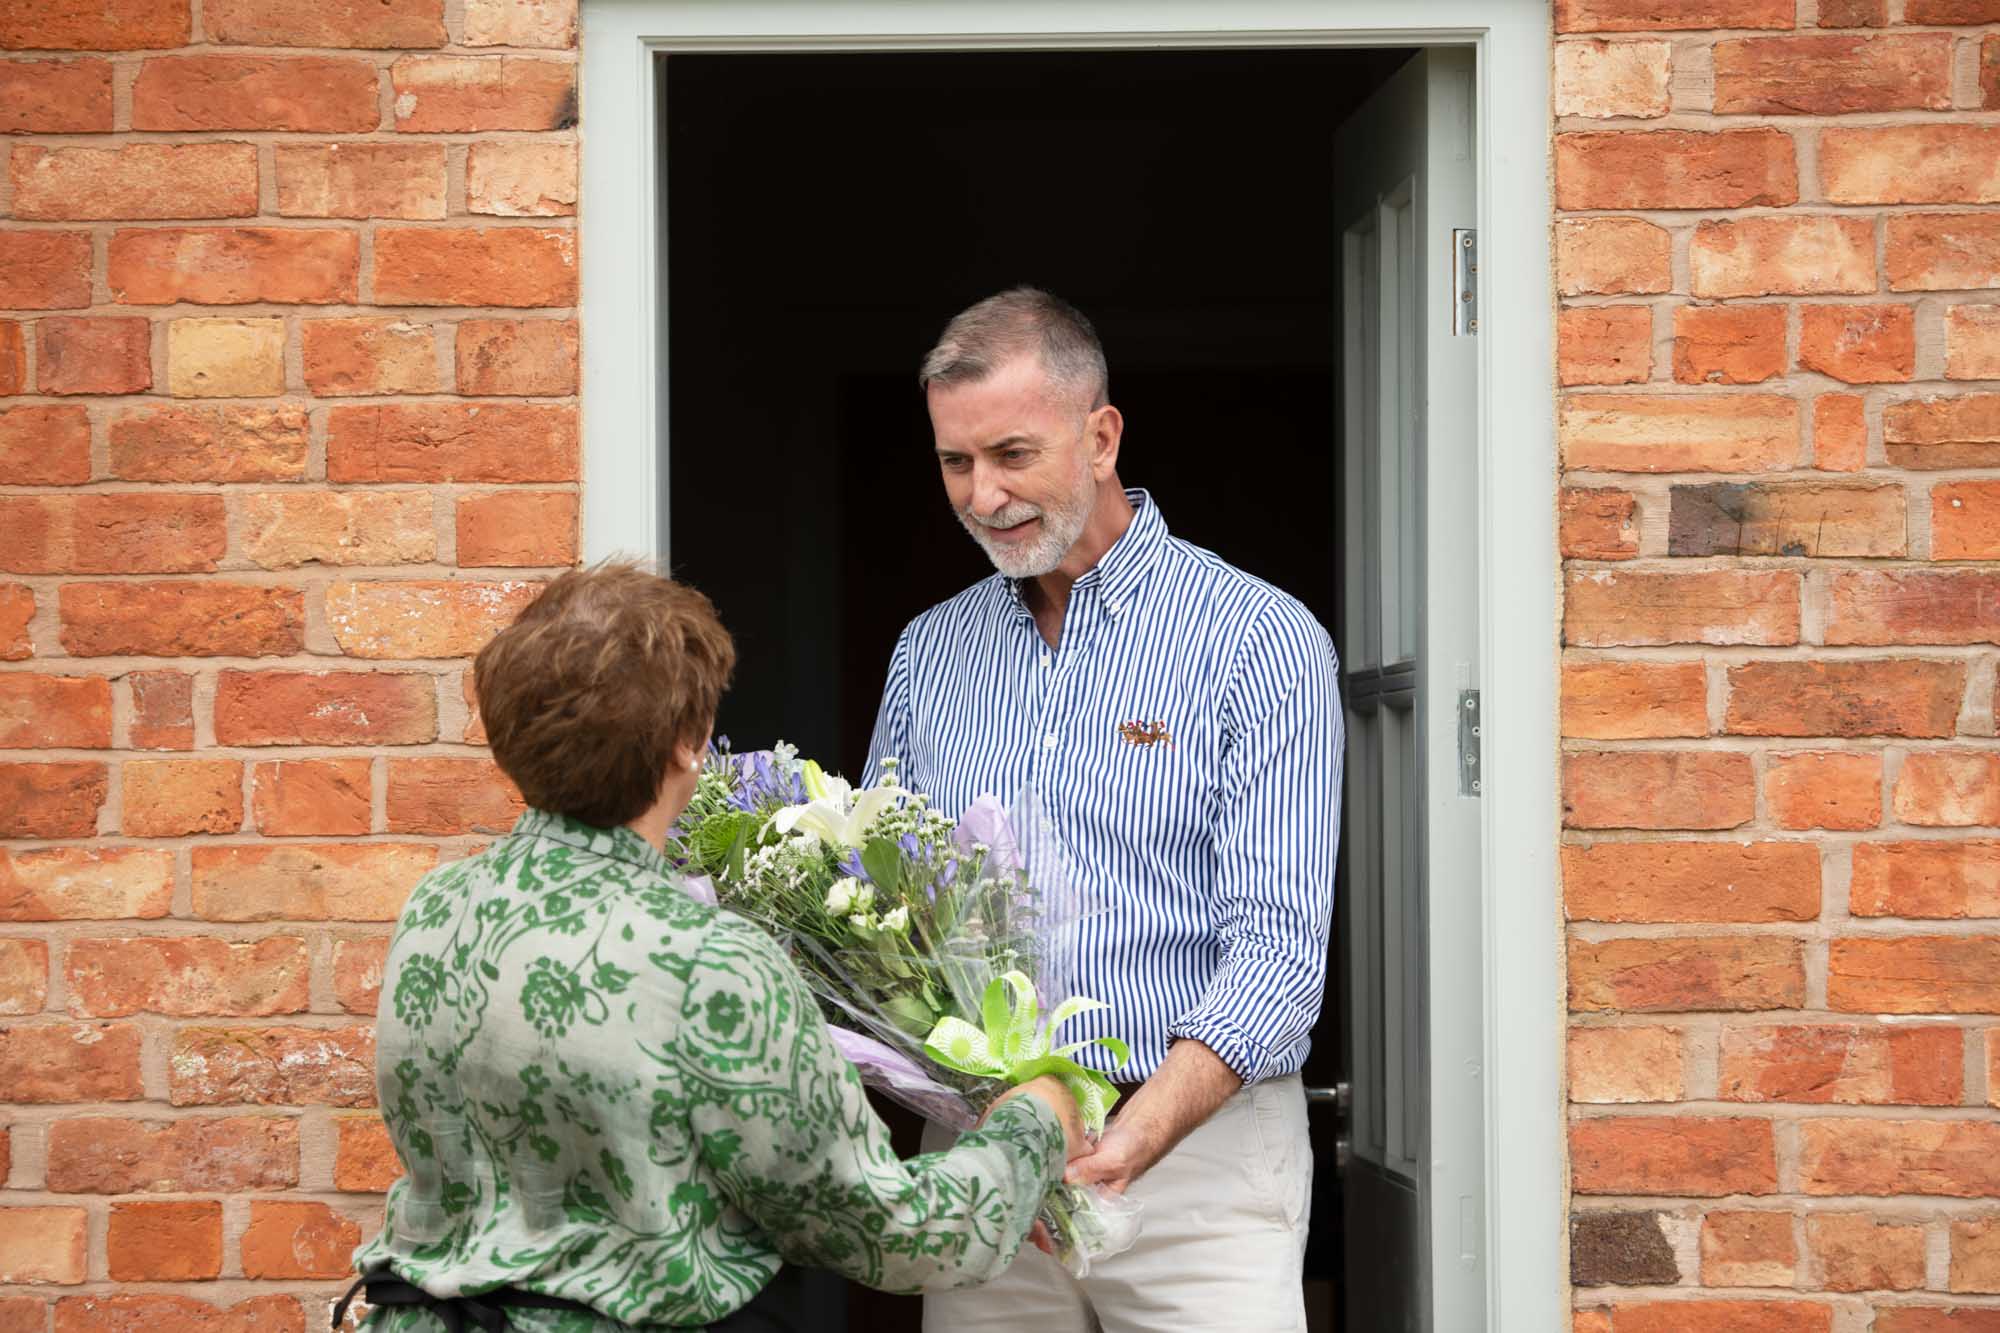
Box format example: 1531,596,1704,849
969,462,1012,516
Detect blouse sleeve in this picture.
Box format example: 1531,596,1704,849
674,917,1064,1293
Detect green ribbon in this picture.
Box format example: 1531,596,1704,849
923,971,1131,1133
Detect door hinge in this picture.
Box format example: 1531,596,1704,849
1458,688,1481,796
1452,228,1478,336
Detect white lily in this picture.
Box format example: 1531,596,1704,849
771,760,902,849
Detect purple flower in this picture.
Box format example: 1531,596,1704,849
953,794,1023,870
839,848,868,882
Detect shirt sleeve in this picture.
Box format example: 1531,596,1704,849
677,919,1065,1294
1167,599,1344,1085
861,625,914,788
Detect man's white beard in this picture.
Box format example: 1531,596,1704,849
959,473,1095,579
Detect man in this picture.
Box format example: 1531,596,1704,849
864,287,1342,1331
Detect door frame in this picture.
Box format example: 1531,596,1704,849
577,2,1561,1327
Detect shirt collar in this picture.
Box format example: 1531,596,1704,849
1003,488,1169,622
509,807,676,880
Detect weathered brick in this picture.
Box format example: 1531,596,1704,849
456,491,577,567
1560,307,1652,387
454,319,578,395
465,0,575,47
1906,0,2000,18
1933,481,2000,560
0,231,91,309
1569,935,1805,1011
1801,1118,2000,1196
109,403,307,482
332,935,387,1016
1822,127,2000,205
466,141,577,216
1672,304,1785,385
239,491,436,569
67,937,307,1018
302,318,439,396
1798,304,1917,383
10,143,256,220
1569,1026,1684,1103
121,758,243,837
1557,218,1673,297
1571,1116,1776,1196
1554,39,1671,119
1852,840,2000,918
190,843,433,922
37,317,150,395
1719,1023,1961,1104
0,674,110,748
167,317,285,398
333,1114,401,1191
60,581,304,657
275,143,446,221
1725,658,1963,737
1828,571,2000,645
1562,753,1756,831
1700,1210,1797,1286
1984,34,2000,110
1668,482,1904,558
1895,751,2000,826
386,756,523,834
1572,1209,1681,1285
128,670,192,750
1561,488,1640,561
1953,1217,2000,1293
0,763,107,838
1555,0,1791,30
110,228,357,305
0,494,226,574
0,847,171,920
133,56,378,131
1565,569,1800,647
325,579,539,659
0,1024,141,1102
0,1207,86,1283
0,405,90,483
106,1200,222,1281
1887,395,2000,469
1691,216,1875,298
252,760,372,837
1564,840,1819,920
0,0,189,50
0,585,29,661
1600,1301,1830,1333
170,1025,374,1106
1764,751,1882,830
205,0,443,46
216,670,437,746
1809,1212,1927,1292
1556,129,1797,210
372,227,576,307
1948,306,2000,381
390,56,574,132
1831,936,2000,1011
1560,394,1798,473
327,403,578,482
1561,661,1707,739
0,322,25,396
1888,214,2000,292
54,1295,305,1333
1813,394,1868,472
0,59,112,133
0,940,47,1015
241,1200,361,1279
462,670,485,744
45,1115,297,1193
1714,34,1952,114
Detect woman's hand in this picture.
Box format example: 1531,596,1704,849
989,1075,1087,1160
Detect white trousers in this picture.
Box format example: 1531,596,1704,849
922,1074,1312,1333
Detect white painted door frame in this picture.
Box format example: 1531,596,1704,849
577,3,1560,1327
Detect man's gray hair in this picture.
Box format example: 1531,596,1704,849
918,286,1109,411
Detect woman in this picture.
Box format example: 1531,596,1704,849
342,562,1083,1331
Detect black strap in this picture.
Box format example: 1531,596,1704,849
332,1272,601,1332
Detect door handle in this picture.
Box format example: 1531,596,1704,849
1305,1081,1352,1112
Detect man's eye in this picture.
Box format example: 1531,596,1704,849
1004,450,1030,463
940,457,969,471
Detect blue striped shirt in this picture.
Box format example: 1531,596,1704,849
864,490,1342,1085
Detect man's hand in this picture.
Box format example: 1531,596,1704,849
1063,1038,1242,1194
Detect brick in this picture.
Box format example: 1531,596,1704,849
332,935,387,1015
454,318,578,395
216,670,438,746
302,318,439,396
1801,1118,2000,1196
106,1200,222,1282
1557,219,1673,297
37,317,150,395
1813,394,1868,472
1798,304,1917,384
457,491,577,567
1561,488,1640,561
0,584,28,661
1764,751,1882,830
1672,304,1785,385
1560,307,1652,387
10,143,256,220
1565,569,1800,647
61,582,304,658
1984,35,2000,109
1813,0,1883,29
1571,1116,1776,1196
190,843,434,922
387,756,524,834
0,1024,141,1102
133,56,377,132
462,671,485,744
1554,40,1671,119
0,763,106,838
1810,1212,1927,1292
325,579,540,659
1828,571,2000,646
1564,840,1819,920
1906,0,2000,17
1955,1217,2000,1293
465,0,575,47
0,1208,86,1283
1568,935,1805,1011
253,760,372,836
1822,127,2000,206
170,1025,374,1107
1832,936,2000,1011
1556,129,1797,211
45,1115,297,1193
390,56,574,132
1561,661,1707,739
1604,1304,1830,1333
372,227,576,306
1691,216,1875,299
1876,1312,2000,1333
0,940,46,1015
1572,1209,1680,1285
1562,753,1755,830
167,317,284,398
327,403,578,483
1948,307,2000,381
1559,394,1798,473
1888,214,2000,292
129,670,192,750
66,937,307,1018
0,59,112,133
109,228,357,306
1668,482,1905,558
0,1299,31,1332
466,141,577,216
0,494,227,574
0,0,188,49
241,1200,361,1279
1714,35,1952,114
55,1295,305,1333
239,491,437,569
0,674,110,748
1887,395,2000,469
121,758,243,837
1700,1210,1796,1286
1726,659,1963,737
0,405,90,483
1555,0,1791,29
1852,841,2000,917
0,231,91,308
1895,752,2000,826
1720,1023,1961,1104
109,403,307,482
1934,481,2000,561
275,143,446,221
0,847,171,920
334,1114,401,1191
1569,1026,1683,1103
0,322,24,395
205,0,443,46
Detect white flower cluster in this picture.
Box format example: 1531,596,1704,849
822,876,910,936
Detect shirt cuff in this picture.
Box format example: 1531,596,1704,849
1166,1011,1272,1086
979,1094,1066,1186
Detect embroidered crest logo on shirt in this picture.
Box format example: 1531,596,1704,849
1117,720,1174,748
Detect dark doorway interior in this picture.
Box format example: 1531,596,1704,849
665,45,1415,1332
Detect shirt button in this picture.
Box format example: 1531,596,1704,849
1043,733,1059,750
1041,654,1052,670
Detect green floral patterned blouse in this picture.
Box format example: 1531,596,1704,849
352,808,1065,1330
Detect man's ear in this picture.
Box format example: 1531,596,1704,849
1088,404,1124,480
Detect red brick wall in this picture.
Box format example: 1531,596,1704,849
1558,0,2000,1327
0,0,575,1324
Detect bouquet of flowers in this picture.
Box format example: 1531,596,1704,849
668,741,1142,1277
